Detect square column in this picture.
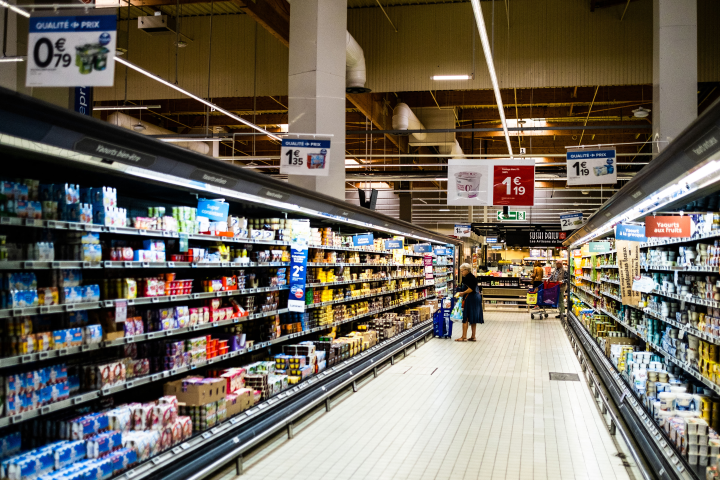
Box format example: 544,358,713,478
287,0,347,199
653,0,697,152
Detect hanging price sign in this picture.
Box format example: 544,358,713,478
26,11,117,87
280,139,331,177
566,149,616,185
447,159,535,206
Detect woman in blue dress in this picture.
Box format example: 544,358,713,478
456,263,484,342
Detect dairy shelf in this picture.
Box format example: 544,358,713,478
641,263,718,273
305,284,429,309
641,231,720,249
0,260,290,270
0,294,435,429
306,274,424,287
120,317,435,480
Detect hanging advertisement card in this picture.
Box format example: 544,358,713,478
280,139,331,176
589,242,611,253
26,10,117,87
645,216,691,237
454,224,471,237
384,239,403,250
352,233,373,247
559,212,583,231
424,254,435,285
196,199,229,222
566,149,617,186
447,159,535,206
617,240,641,306
288,220,310,312
616,224,646,242
414,244,432,253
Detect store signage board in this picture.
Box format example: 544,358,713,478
197,199,229,222
485,237,497,243
424,254,434,285
279,139,331,177
352,233,373,247
616,224,647,242
559,212,583,231
566,149,616,186
645,216,691,237
434,247,448,255
26,11,117,87
505,230,567,247
617,240,641,306
74,87,92,116
490,245,504,250
447,159,535,206
384,239,403,250
589,242,611,253
288,220,311,312
413,244,432,253
496,210,526,221
454,224,471,237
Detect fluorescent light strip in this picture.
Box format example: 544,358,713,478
470,0,513,157
431,75,471,81
93,105,161,111
0,57,23,62
0,0,30,17
114,57,282,142
159,137,228,142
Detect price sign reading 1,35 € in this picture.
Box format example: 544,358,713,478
492,164,535,206
26,11,117,87
566,148,617,186
280,139,331,177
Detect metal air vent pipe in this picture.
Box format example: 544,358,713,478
392,103,427,141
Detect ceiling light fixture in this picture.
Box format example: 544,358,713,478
431,75,472,81
0,0,30,17
470,0,513,157
93,105,161,111
0,56,23,62
581,191,589,195
132,123,146,132
438,209,450,211
114,57,282,141
633,107,651,118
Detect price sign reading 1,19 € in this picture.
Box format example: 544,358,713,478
280,139,331,177
26,11,117,87
566,148,617,186
492,165,535,206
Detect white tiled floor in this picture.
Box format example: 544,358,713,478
224,312,638,480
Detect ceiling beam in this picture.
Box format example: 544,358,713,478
346,93,408,153
231,0,290,47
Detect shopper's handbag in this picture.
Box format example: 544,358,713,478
450,301,464,323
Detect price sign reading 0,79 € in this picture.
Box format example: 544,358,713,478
26,11,117,87
279,139,331,177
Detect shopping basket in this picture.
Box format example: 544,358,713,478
433,297,454,338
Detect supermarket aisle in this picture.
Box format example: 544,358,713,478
221,313,639,480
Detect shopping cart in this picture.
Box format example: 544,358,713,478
530,281,561,319
433,296,454,338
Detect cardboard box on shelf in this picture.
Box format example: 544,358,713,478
163,378,226,406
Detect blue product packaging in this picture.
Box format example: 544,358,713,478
17,450,55,479
0,432,21,460
50,381,70,403
54,440,87,470
82,285,100,303
109,447,137,473
67,311,89,327
82,457,114,480
84,325,102,345
62,286,83,305
47,363,68,384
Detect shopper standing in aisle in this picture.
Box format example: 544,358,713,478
532,261,544,289
456,263,484,342
549,260,569,318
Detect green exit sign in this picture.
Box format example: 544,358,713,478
496,210,526,221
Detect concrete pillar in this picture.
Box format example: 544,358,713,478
653,0,697,152
287,0,347,199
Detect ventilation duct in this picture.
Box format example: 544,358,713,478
392,103,427,141
138,14,177,36
346,32,370,94
438,139,465,158
107,112,210,155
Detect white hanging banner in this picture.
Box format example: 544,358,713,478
566,148,617,185
26,10,117,87
447,159,535,206
280,139,331,177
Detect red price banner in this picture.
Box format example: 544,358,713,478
645,216,691,237
492,165,534,206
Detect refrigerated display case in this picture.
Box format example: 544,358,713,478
564,97,720,480
0,87,460,480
